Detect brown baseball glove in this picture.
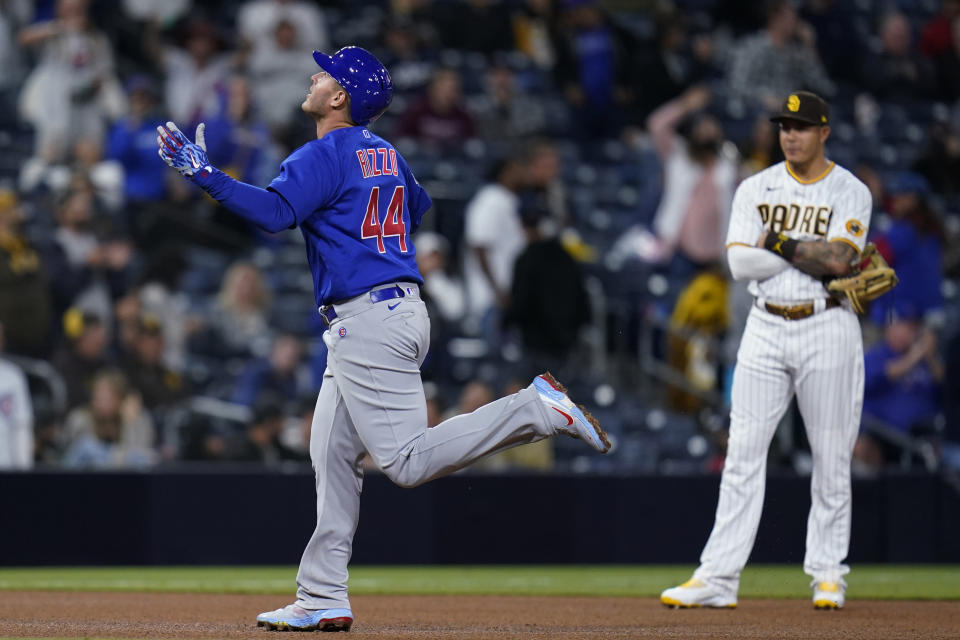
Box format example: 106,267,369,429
826,243,899,314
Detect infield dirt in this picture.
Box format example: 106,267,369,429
0,591,957,639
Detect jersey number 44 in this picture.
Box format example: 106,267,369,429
361,185,407,253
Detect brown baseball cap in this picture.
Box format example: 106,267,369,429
770,91,830,126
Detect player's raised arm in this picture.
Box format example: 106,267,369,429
156,120,297,232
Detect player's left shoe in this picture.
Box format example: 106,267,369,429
256,603,353,631
533,372,611,453
811,580,846,610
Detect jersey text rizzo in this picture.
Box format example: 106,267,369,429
356,148,399,178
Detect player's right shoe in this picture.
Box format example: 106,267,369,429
533,372,611,453
812,579,846,610
256,603,353,631
660,578,738,609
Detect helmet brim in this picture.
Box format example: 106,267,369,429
312,51,334,73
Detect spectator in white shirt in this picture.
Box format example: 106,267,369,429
237,0,329,56
462,155,527,341
146,19,233,125
0,323,33,470
17,0,125,162
247,18,317,134
414,231,466,326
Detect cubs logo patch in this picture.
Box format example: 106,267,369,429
787,94,800,112
338,327,347,337
846,219,865,237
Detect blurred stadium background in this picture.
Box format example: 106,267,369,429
0,0,959,564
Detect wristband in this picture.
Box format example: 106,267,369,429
763,231,799,263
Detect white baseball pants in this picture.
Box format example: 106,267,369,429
694,304,864,593
294,283,553,610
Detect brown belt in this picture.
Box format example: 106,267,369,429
761,298,840,320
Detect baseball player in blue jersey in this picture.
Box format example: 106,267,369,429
158,46,610,632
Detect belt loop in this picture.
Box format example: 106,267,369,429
813,298,825,313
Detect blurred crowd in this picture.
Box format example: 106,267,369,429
0,0,958,475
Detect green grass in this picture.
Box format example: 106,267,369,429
0,566,957,600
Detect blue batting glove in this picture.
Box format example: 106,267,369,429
157,121,213,182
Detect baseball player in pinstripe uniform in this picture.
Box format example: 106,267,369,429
661,92,870,610
157,46,610,632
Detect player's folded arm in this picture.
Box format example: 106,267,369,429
760,231,858,278
726,244,790,281
792,239,858,278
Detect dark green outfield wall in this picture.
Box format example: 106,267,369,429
1,470,958,565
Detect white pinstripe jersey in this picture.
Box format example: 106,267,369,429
725,161,872,303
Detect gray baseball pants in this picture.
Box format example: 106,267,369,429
295,282,554,610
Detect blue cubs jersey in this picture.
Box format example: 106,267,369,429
268,127,431,307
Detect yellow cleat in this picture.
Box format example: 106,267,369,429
660,577,737,608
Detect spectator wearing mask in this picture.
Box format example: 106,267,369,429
647,86,737,275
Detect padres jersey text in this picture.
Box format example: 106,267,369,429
726,161,872,302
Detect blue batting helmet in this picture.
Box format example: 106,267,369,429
312,46,393,126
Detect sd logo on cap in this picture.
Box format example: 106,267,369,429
771,91,829,126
